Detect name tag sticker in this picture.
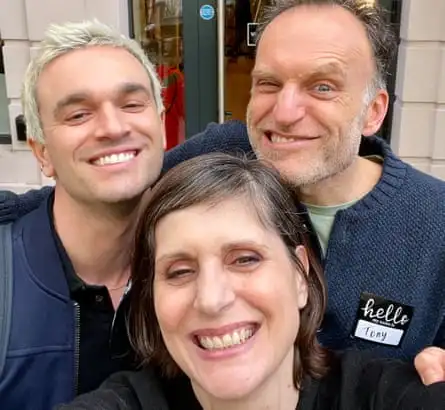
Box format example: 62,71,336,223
352,292,414,347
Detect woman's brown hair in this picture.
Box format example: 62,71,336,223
129,152,331,388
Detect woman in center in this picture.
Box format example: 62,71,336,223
130,152,328,410
59,152,444,409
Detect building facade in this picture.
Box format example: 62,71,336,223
0,0,444,192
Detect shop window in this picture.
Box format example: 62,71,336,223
131,0,185,150
129,0,401,145
0,35,11,144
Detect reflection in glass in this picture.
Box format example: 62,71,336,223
132,0,184,150
224,0,267,122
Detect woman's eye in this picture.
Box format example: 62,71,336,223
166,268,193,279
233,254,261,266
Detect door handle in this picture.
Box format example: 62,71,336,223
217,0,225,123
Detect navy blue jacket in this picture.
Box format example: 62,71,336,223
0,197,76,409
165,121,445,357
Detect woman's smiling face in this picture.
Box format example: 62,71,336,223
153,196,309,401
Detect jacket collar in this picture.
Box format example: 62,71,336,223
15,193,70,299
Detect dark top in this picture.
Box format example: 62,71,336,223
56,351,445,410
48,193,135,394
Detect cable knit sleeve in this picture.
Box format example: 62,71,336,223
162,120,253,174
433,316,445,347
0,186,53,223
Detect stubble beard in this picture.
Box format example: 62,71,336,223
246,107,366,190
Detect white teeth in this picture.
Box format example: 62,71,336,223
198,327,255,351
213,336,223,349
199,337,213,350
222,334,232,347
270,135,298,144
94,151,135,166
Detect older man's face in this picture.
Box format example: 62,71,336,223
247,5,386,187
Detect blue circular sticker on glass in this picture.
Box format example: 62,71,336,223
200,4,215,21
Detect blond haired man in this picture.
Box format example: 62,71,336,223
0,19,166,409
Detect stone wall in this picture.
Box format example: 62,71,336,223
0,0,129,192
391,0,445,179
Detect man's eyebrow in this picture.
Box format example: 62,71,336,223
251,62,346,80
117,82,152,97
53,93,89,117
251,68,276,78
53,82,153,117
307,62,347,78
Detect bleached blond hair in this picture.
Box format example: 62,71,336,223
22,19,164,143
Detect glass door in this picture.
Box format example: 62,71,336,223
221,0,268,122
131,0,185,150
130,0,219,146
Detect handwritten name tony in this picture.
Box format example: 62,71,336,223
363,326,387,342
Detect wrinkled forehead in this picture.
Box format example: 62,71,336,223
256,5,375,81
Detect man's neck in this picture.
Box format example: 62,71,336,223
53,189,139,287
299,157,383,206
193,350,298,410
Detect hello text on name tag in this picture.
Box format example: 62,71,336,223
352,292,414,347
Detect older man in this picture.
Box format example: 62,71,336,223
166,0,445,361
1,0,445,399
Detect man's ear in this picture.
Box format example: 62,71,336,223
28,139,55,178
294,245,309,310
362,88,389,137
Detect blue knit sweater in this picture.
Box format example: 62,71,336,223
1,120,445,359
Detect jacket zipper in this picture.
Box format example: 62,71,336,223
73,302,80,396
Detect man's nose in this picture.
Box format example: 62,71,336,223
95,104,131,140
273,84,306,128
193,262,235,316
